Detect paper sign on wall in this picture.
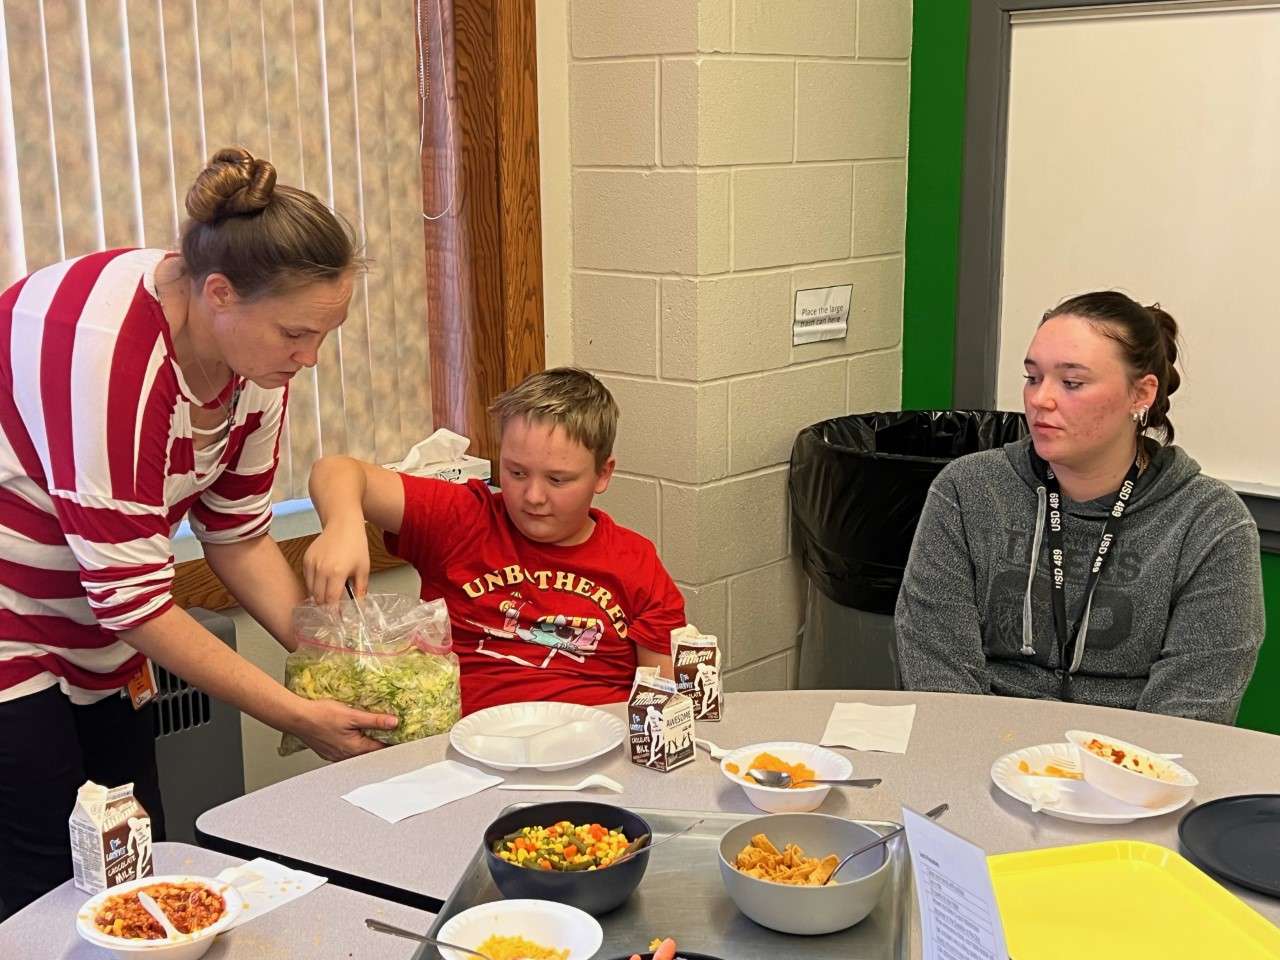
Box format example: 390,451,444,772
793,284,852,345
903,806,1009,960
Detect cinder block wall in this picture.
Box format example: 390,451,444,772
548,0,910,691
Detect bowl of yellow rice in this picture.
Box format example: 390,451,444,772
484,802,652,916
435,899,602,960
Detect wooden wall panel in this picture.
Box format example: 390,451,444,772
495,0,546,394
424,0,544,468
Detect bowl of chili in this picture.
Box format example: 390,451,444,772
75,875,242,960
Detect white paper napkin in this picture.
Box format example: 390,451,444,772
1020,778,1065,814
341,760,503,823
215,857,327,930
820,702,916,754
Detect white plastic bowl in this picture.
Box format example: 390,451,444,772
75,875,242,960
718,812,892,935
436,898,603,960
719,741,854,813
1066,729,1197,809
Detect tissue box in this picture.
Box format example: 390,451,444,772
389,455,490,485
385,428,490,484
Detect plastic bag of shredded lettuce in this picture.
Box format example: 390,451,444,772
279,594,460,756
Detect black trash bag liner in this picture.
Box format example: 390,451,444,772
789,410,1028,614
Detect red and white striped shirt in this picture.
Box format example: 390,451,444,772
0,248,286,704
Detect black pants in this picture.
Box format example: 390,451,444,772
0,685,166,920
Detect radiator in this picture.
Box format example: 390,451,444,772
152,608,245,843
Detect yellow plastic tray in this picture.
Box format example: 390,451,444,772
988,841,1280,959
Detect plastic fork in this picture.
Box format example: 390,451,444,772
497,773,624,793
695,737,728,760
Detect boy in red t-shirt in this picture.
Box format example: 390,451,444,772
304,368,686,715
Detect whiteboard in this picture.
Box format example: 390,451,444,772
996,3,1280,490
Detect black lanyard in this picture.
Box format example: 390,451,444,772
1036,453,1141,701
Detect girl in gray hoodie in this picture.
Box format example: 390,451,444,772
895,292,1263,724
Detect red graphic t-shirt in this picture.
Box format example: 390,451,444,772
386,476,686,715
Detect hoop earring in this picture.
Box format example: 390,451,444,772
1131,407,1149,427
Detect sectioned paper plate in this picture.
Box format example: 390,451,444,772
449,701,625,772
989,841,1280,959
991,742,1190,824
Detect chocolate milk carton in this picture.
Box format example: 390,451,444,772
671,624,722,722
627,666,695,772
68,781,155,894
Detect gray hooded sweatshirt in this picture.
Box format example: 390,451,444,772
895,436,1263,724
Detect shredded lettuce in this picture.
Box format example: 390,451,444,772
279,645,461,754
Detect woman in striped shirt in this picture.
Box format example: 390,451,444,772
0,148,397,915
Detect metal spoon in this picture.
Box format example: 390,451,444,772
745,769,882,789
823,802,949,885
610,817,706,868
137,891,182,940
365,919,496,959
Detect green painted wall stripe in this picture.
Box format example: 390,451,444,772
901,0,969,410
1236,552,1279,735
901,2,1276,732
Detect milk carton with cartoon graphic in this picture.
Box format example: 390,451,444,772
627,667,695,773
671,624,722,722
68,780,154,895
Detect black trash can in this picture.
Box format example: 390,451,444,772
790,410,1028,690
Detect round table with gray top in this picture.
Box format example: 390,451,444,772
194,689,1280,937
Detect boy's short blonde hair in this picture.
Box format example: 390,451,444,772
489,367,619,471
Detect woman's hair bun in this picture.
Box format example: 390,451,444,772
184,146,277,224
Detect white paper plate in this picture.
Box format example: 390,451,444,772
436,898,603,960
449,701,625,772
991,742,1191,824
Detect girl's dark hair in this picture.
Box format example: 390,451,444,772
180,146,359,301
1041,290,1182,444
